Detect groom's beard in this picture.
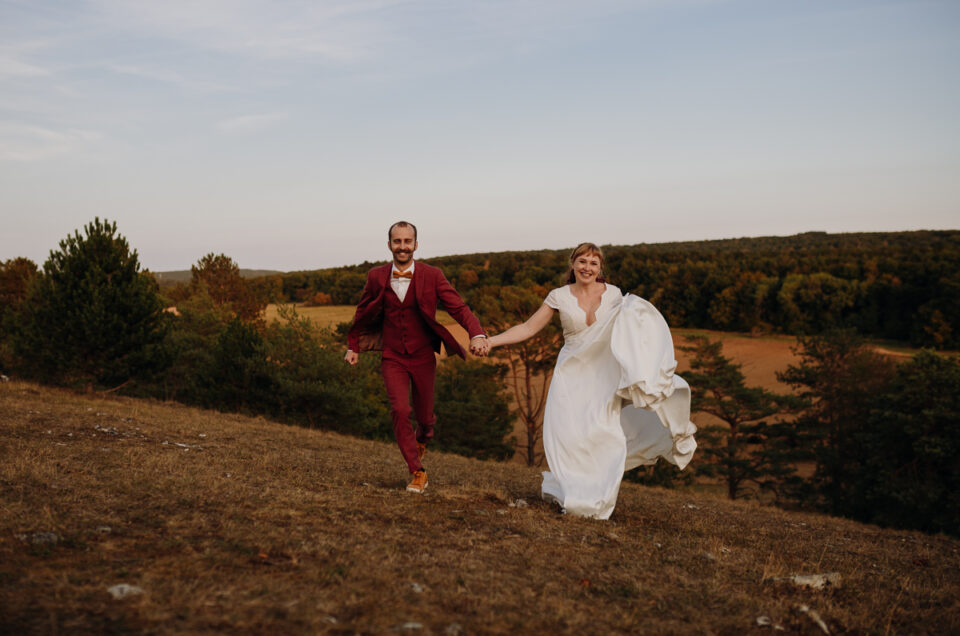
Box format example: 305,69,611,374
393,249,413,266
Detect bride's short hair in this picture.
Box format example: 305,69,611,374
566,242,607,284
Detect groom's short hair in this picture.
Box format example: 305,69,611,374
388,221,418,241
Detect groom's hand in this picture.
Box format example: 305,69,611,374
344,350,358,365
469,336,489,357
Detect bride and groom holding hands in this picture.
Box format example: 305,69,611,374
345,221,697,519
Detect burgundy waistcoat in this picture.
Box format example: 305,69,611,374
381,278,436,355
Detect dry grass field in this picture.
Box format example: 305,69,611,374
263,304,360,328
263,304,459,332
2,380,959,634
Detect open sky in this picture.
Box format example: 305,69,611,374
2,0,958,272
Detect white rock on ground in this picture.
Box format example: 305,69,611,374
107,584,144,600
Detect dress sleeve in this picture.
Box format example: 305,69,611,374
544,288,561,310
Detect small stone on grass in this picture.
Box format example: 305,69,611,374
107,584,144,600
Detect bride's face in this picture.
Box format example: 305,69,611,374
573,253,602,284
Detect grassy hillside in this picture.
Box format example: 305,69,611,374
2,381,958,634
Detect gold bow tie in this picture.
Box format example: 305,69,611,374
392,270,413,279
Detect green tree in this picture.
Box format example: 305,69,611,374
0,257,39,371
148,285,237,403
778,329,896,513
203,316,274,412
247,274,285,306
263,305,389,437
331,271,366,305
11,219,167,390
433,358,516,461
190,253,264,321
776,273,862,333
0,257,38,313
680,336,798,500
855,351,960,535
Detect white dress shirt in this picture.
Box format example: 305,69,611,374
391,261,415,302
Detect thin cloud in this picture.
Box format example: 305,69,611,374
0,122,100,162
104,63,232,92
216,112,288,134
84,0,671,66
87,0,410,63
0,42,54,78
0,55,49,78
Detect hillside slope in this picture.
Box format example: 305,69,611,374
2,381,957,634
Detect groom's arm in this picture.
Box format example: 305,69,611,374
346,268,383,354
434,270,485,340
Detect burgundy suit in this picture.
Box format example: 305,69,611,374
347,261,484,473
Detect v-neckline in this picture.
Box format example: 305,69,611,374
568,284,606,327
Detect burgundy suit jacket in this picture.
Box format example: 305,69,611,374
346,262,484,359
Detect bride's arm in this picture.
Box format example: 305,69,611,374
487,304,556,351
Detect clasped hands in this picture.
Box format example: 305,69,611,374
470,336,491,357
345,337,491,362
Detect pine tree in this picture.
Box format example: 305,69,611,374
777,329,895,514
680,336,799,500
857,351,960,535
11,219,167,390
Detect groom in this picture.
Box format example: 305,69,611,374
344,221,488,493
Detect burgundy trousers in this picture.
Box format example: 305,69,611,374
381,346,436,473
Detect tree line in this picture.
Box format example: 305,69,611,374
1,220,957,536
247,230,960,350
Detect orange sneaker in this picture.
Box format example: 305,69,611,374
406,470,428,493
417,443,427,462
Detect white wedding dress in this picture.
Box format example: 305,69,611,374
540,285,697,519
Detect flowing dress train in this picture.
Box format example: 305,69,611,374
540,285,697,519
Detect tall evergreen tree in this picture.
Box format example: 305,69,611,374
856,351,960,535
11,219,166,390
778,329,895,514
680,336,798,500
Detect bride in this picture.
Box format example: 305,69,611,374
484,243,697,519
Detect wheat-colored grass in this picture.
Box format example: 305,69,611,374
2,380,958,634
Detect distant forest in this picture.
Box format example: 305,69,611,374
248,231,960,349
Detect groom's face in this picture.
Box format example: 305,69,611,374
389,225,417,268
